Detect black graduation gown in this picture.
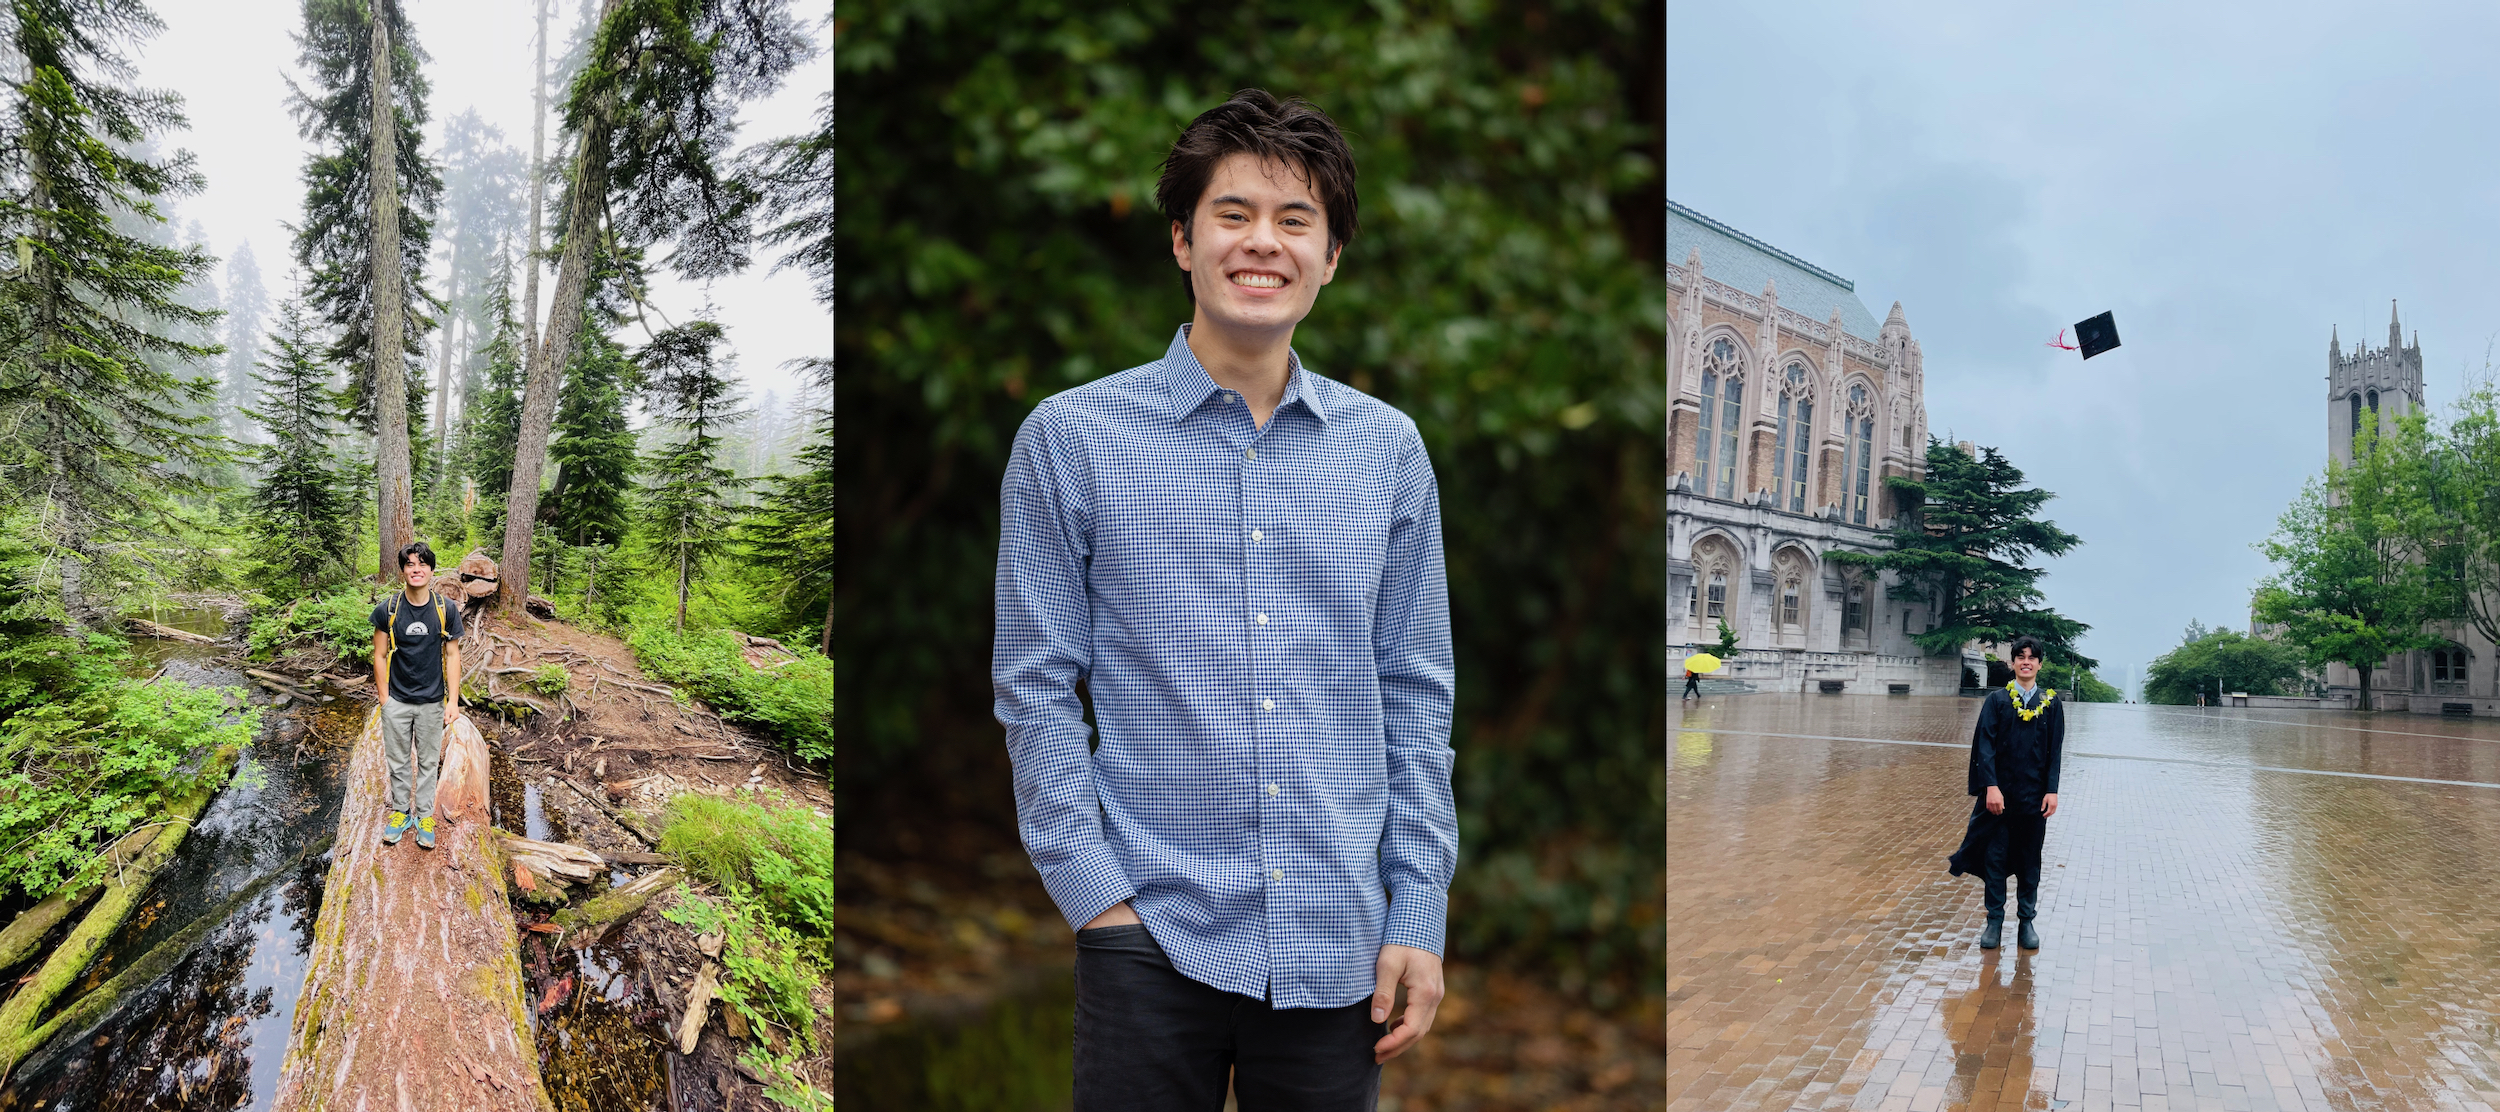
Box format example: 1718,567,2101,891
1946,686,2065,881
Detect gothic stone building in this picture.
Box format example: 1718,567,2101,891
2311,304,2500,713
1668,200,1973,694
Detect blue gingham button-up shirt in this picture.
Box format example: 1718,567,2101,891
993,325,1458,1008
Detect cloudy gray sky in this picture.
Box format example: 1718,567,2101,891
140,0,830,407
1665,2,2500,693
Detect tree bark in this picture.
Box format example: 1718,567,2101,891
500,55,618,618
269,709,550,1112
433,259,460,490
370,5,415,583
523,0,549,353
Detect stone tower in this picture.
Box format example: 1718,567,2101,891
2328,300,2424,466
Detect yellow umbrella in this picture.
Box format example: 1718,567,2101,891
1683,652,1723,675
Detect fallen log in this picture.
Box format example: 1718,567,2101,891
0,746,240,1072
0,820,167,974
549,865,681,948
269,709,552,1112
127,617,216,643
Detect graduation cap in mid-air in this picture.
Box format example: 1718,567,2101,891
2071,311,2120,359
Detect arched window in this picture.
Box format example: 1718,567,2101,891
1781,578,1801,627
1706,571,1728,620
2350,393,2362,440
1773,362,1813,512
2433,646,2470,694
1695,340,1737,496
1845,384,1875,525
1844,581,1866,634
1715,372,1744,499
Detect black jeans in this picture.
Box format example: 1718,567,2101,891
1072,923,1384,1112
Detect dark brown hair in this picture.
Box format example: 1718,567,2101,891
1155,89,1359,302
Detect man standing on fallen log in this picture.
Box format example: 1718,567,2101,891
372,541,464,851
994,91,1457,1109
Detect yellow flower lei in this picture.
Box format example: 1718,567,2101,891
2006,681,2057,721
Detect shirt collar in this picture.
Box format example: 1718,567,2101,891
1159,324,1331,425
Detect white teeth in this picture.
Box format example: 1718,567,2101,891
1231,273,1284,288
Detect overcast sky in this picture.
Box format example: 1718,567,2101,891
1665,3,2500,693
141,0,830,408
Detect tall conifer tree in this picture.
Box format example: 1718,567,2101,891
219,242,273,441
745,88,834,654
244,297,352,593
459,262,526,545
0,0,223,628
637,320,751,632
546,326,637,548
497,0,806,615
287,0,440,579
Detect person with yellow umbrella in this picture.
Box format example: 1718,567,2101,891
1682,652,1722,700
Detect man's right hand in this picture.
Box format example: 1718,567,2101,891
1985,786,2005,815
1082,901,1140,931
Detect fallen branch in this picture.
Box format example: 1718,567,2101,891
549,866,681,948
555,776,663,849
126,618,215,644
676,962,719,1053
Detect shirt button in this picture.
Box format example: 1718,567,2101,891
1254,612,1268,625
1251,529,1264,542
1270,869,1284,880
1266,783,1279,797
1245,447,1258,461
1261,698,1275,711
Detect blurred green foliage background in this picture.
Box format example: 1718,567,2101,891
835,0,1664,1006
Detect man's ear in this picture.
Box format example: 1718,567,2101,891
1171,219,1191,271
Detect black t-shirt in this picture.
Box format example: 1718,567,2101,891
372,591,465,704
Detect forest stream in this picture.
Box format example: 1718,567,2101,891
0,604,669,1112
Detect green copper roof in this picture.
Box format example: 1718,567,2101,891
1669,199,1884,342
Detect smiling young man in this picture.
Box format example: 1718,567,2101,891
1947,637,2066,951
993,90,1457,1109
372,541,465,851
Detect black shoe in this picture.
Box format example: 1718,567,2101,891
2018,919,2040,950
1979,918,2002,949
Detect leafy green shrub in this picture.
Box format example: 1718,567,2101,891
665,885,823,1056
659,792,835,954
246,583,379,663
528,663,570,697
628,625,834,765
0,679,256,897
0,631,132,723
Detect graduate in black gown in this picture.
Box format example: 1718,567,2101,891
1947,636,2065,951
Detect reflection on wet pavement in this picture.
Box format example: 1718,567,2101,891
1669,695,2500,1111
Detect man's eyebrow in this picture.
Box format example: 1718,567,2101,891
1206,194,1322,216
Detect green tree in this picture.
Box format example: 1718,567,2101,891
2255,417,2445,710
287,0,440,578
637,320,753,632
219,241,273,441
242,297,354,594
2428,383,2500,694
545,325,638,548
1832,440,2095,668
496,0,809,616
0,0,225,629
2067,670,2127,703
838,0,1662,1002
741,79,835,656
2143,621,2310,705
428,110,524,491
458,262,525,546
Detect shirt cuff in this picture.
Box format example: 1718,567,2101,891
1037,843,1137,932
1382,881,1449,955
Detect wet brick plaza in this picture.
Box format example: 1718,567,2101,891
1668,694,2500,1111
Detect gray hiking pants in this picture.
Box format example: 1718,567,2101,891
380,698,446,820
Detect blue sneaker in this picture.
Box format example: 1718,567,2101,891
382,811,411,845
416,815,436,851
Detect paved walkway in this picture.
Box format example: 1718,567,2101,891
1668,695,2500,1112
